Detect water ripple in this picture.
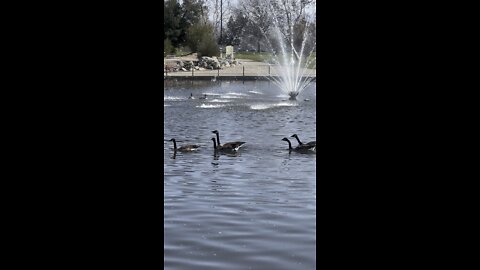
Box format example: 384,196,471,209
165,81,316,270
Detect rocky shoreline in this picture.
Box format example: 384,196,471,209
164,55,242,73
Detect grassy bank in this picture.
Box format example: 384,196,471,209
235,52,316,69
175,49,193,57
234,52,272,62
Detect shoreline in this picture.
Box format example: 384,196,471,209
164,58,316,81
163,75,316,81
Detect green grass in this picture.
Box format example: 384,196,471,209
236,51,316,69
175,49,193,57
234,52,273,62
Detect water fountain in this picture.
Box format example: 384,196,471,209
244,0,316,100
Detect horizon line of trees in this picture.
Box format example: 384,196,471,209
164,0,316,58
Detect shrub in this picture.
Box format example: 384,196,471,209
186,23,219,57
164,38,175,56
197,36,219,57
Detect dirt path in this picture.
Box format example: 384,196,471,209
164,58,316,78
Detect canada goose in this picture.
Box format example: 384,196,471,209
210,138,242,154
188,93,195,99
199,94,207,100
282,137,315,152
168,138,200,152
290,134,316,147
211,130,245,151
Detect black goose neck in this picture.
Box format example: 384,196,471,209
211,139,217,149
285,139,292,150
215,132,221,145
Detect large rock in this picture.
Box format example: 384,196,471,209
183,61,193,70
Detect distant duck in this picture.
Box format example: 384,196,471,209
168,138,200,152
282,137,316,153
188,93,195,99
211,130,245,151
199,94,207,100
290,134,316,148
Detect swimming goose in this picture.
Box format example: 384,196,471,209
211,138,243,153
282,137,316,152
188,93,195,99
199,94,207,100
290,134,316,147
168,138,200,152
211,130,245,151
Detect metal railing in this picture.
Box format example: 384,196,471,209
164,65,316,79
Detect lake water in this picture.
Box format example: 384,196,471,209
164,80,316,270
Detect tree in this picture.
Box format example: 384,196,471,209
239,0,273,52
205,0,234,45
164,0,209,48
237,0,316,57
266,0,315,59
224,11,248,46
164,0,184,47
181,0,209,26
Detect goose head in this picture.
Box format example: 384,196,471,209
290,134,299,139
212,130,219,134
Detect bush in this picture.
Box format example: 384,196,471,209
186,23,219,57
164,38,175,56
197,36,219,57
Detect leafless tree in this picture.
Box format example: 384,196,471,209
205,0,234,43
237,0,315,57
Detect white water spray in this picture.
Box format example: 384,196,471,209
243,0,316,100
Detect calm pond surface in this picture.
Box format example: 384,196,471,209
164,80,316,270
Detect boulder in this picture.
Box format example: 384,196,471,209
183,61,193,70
